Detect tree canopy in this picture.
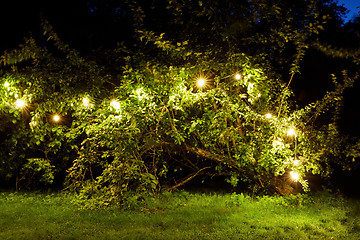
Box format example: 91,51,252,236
0,0,360,208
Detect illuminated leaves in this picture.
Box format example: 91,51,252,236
0,3,359,204
1,45,355,197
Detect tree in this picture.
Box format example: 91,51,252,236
0,0,359,208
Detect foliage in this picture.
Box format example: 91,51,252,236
0,0,360,207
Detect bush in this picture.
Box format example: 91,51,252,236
0,1,359,208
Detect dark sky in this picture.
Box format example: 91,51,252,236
0,1,358,52
338,0,359,22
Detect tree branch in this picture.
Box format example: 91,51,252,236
166,166,211,192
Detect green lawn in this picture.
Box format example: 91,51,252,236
0,191,359,239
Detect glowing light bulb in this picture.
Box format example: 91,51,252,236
53,114,60,122
15,99,25,108
287,128,296,136
4,82,10,89
197,78,206,88
290,171,299,181
82,97,90,107
265,113,272,119
235,74,241,80
110,100,120,110
293,160,300,166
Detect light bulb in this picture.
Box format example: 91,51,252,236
197,78,206,87
15,99,25,108
235,74,241,80
53,114,60,122
265,113,272,119
82,97,90,107
110,100,120,110
287,128,296,136
293,160,300,166
290,171,299,181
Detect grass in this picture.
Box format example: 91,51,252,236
0,191,360,239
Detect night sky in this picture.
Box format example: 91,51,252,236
338,0,359,22
0,1,358,52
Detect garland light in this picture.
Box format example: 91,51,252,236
265,113,272,119
287,128,296,136
15,99,26,108
53,114,61,122
110,100,121,110
82,97,90,107
290,171,300,181
197,77,206,88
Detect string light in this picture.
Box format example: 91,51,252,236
290,171,299,181
2,69,310,188
53,114,60,122
265,113,272,119
287,127,298,169
110,100,121,110
15,99,25,108
287,128,296,136
197,78,206,88
82,97,90,107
